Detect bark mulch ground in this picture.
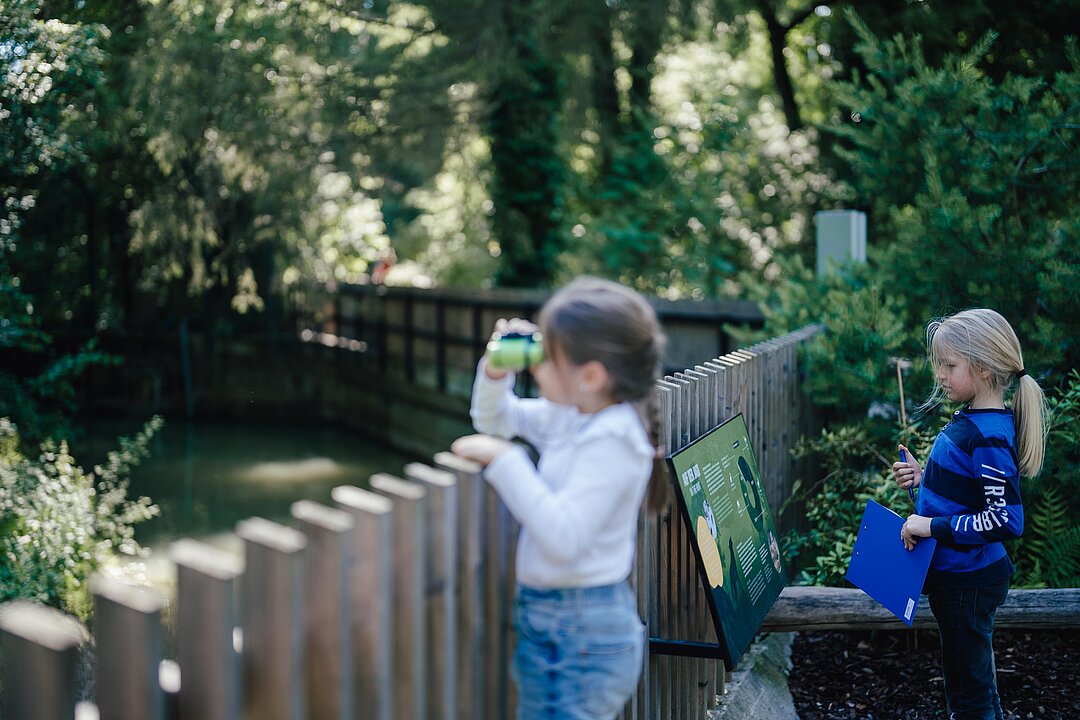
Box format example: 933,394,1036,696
788,629,1080,719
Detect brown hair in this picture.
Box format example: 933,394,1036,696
925,308,1047,477
538,277,671,511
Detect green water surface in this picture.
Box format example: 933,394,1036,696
73,418,422,547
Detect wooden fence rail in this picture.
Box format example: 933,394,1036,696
1,325,826,720
762,586,1080,633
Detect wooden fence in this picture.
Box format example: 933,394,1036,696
634,324,822,718
0,325,822,720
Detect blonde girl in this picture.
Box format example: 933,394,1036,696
892,308,1047,720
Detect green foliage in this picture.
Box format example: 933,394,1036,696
128,0,395,309
829,13,1080,373
798,279,912,414
0,1,120,440
393,129,499,288
1043,369,1080,499
0,335,119,446
783,419,938,586
487,27,566,288
749,15,1080,586
0,0,108,249
735,255,931,422
1011,369,1080,587
562,129,738,296
561,27,846,298
0,416,161,620
1014,485,1080,588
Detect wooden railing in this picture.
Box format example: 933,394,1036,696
0,325,822,720
313,284,765,399
762,585,1080,632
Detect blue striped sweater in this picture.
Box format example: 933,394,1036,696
917,407,1022,590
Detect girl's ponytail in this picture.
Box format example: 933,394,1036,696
639,388,672,514
1013,372,1049,478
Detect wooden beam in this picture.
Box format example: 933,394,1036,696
291,500,354,720
761,586,1080,632
91,576,167,720
172,538,243,720
237,517,308,720
0,601,85,720
331,485,394,720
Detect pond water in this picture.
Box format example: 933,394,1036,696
72,418,422,549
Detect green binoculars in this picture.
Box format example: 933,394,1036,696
486,331,544,370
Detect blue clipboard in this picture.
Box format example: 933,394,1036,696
846,499,937,626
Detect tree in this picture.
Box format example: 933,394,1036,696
749,14,1080,587
830,13,1080,374
0,0,118,442
123,1,398,325
751,0,831,131
486,0,566,287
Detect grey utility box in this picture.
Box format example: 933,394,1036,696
815,210,866,276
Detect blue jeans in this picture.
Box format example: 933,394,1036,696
928,581,1010,720
513,582,645,720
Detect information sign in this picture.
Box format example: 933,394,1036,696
666,414,786,667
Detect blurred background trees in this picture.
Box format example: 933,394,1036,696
7,0,1074,318
3,0,1078,586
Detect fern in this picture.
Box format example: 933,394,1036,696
1016,561,1047,590
1042,525,1080,587
1015,485,1080,588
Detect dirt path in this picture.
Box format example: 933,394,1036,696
788,628,1080,719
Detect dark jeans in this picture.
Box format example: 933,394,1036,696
928,581,1010,720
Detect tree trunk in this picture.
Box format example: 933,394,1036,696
759,2,803,132
624,0,664,135
589,0,621,175
488,0,564,288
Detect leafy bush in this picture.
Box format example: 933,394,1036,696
759,15,1080,588
830,12,1080,375
783,419,939,586
0,417,161,620
1012,370,1080,587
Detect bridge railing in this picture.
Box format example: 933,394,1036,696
307,284,765,398
0,325,822,720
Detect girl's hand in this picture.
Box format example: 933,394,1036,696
451,434,514,467
892,444,923,492
484,317,540,379
901,514,932,551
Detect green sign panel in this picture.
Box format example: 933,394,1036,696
666,413,786,667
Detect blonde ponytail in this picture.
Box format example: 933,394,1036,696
1013,373,1049,477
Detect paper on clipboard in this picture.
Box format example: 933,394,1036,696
846,499,937,626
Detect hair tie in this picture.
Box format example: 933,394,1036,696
1016,368,1027,379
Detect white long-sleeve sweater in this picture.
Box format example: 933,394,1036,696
471,363,653,589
